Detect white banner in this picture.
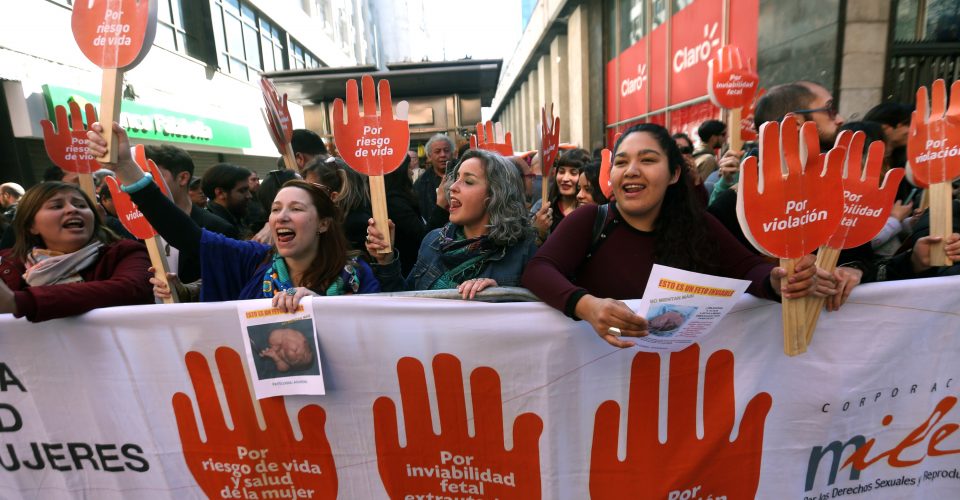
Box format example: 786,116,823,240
1,276,959,499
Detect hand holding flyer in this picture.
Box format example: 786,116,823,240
590,345,772,500
373,354,543,499
172,347,338,500
470,120,514,156
71,0,158,164
333,75,410,253
260,77,295,170
40,100,100,199
908,79,960,266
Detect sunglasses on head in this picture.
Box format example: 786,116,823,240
794,101,838,120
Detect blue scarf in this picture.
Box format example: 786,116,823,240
262,253,360,297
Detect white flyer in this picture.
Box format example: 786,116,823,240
236,297,325,399
632,264,751,352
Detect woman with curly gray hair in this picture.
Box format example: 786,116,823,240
365,149,537,298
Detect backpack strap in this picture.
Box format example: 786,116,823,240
586,203,615,258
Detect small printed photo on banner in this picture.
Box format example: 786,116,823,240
247,318,320,379
646,304,697,337
236,297,326,398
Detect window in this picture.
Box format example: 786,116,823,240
155,0,187,53
894,0,960,42
212,0,292,80
290,39,322,70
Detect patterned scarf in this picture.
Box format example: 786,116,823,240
262,253,360,297
430,224,502,290
23,241,104,286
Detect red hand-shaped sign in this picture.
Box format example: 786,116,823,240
173,347,338,500
373,354,543,499
825,130,905,249
71,0,157,69
737,117,845,258
598,148,613,199
908,79,960,186
260,77,293,156
540,105,561,179
590,345,772,500
708,45,760,110
104,144,168,239
333,75,410,176
40,101,99,174
740,88,766,142
470,121,515,156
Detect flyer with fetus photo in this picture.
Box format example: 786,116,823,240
237,298,325,399
631,265,750,352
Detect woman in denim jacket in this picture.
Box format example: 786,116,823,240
365,149,537,298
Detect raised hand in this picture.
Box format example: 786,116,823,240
71,0,157,69
707,45,759,110
332,75,410,176
908,79,960,186
470,121,514,156
172,347,337,500
373,354,543,499
590,344,772,500
737,117,845,258
40,100,100,174
826,130,904,249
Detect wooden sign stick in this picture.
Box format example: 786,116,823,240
803,246,840,345
97,68,124,164
728,107,743,153
369,175,391,253
929,182,953,266
781,257,806,356
145,235,178,304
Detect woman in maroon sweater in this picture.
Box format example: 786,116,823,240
521,124,824,348
0,182,152,322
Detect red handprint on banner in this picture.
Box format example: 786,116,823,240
332,75,410,176
540,105,561,179
590,345,772,500
708,45,759,110
740,88,766,142
908,79,960,186
737,117,845,258
826,130,905,249
373,354,543,499
41,101,100,174
172,347,337,500
470,121,515,156
71,0,157,69
104,145,169,239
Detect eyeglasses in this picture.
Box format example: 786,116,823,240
678,146,694,155
794,101,839,120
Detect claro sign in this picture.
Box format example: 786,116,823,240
673,22,720,74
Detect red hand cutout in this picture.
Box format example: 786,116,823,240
332,75,410,176
708,45,760,110
470,121,515,156
908,79,960,186
740,88,766,142
373,354,543,499
737,117,845,258
260,77,293,156
590,345,772,500
71,0,157,69
826,130,905,249
599,148,613,199
172,347,338,500
40,101,100,174
540,105,561,179
104,144,169,239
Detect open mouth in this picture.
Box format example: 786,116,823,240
621,183,646,194
62,218,86,229
275,228,296,243
449,198,462,211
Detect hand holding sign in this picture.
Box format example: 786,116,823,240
40,100,100,199
470,121,514,156
908,79,960,266
333,75,410,254
173,348,337,500
72,0,157,164
590,345,771,500
260,78,296,170
737,117,844,355
708,45,759,152
104,144,178,303
539,106,561,202
373,354,543,499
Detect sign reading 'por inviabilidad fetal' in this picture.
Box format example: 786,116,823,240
333,75,410,254
708,45,759,152
72,0,158,164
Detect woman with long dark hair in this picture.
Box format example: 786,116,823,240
0,182,153,321
87,123,379,309
522,123,822,347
